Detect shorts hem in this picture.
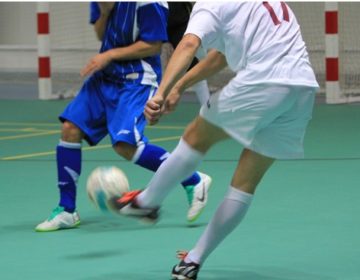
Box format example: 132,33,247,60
59,115,97,146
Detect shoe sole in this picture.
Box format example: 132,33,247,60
35,220,81,232
171,274,192,280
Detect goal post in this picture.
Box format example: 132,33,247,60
35,2,100,100
288,2,360,104
325,2,360,104
37,2,52,100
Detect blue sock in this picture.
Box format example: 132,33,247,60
134,143,200,187
57,141,82,213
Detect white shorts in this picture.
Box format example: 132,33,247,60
200,83,316,159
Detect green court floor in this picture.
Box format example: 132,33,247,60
0,99,359,280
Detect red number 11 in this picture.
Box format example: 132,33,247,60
263,2,290,25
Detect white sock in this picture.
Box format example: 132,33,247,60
185,186,253,264
137,138,204,208
192,80,210,106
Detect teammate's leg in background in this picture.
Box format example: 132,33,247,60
35,121,83,232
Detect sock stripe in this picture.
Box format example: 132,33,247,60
59,140,81,149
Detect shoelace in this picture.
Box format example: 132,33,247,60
117,190,142,203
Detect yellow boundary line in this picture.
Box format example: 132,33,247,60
0,130,59,141
0,128,47,132
0,122,185,130
0,122,59,127
1,135,181,161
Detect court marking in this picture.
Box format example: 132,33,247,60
0,121,185,130
0,121,185,144
0,130,59,141
0,128,45,132
1,135,181,161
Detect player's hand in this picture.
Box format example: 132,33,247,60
80,52,112,77
144,94,165,125
162,87,182,115
98,2,115,16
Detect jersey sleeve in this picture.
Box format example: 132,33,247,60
185,4,221,50
89,2,100,25
137,2,169,42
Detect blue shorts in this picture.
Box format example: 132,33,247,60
60,73,156,146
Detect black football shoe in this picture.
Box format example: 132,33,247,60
171,251,200,280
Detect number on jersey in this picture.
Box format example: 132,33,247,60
263,2,289,25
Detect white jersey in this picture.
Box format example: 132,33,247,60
186,2,319,88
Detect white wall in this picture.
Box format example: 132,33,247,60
0,2,36,45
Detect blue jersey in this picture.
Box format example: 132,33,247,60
90,2,168,87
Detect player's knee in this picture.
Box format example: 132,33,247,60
61,121,83,142
183,117,226,153
113,142,136,161
183,122,207,152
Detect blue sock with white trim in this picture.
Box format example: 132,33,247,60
133,143,200,187
57,140,82,213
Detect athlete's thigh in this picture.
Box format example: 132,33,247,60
183,116,230,153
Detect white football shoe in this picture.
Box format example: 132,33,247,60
186,172,212,223
35,206,80,232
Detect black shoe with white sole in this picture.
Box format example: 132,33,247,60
171,252,200,280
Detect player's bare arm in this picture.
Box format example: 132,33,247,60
144,34,201,125
174,49,227,93
80,40,162,77
163,50,228,114
94,2,114,41
155,34,201,99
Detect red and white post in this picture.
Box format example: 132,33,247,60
37,2,52,100
325,2,341,104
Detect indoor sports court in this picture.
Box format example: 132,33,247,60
0,2,359,280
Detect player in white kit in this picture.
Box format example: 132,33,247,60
110,2,319,279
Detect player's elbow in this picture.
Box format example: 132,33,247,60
178,34,201,53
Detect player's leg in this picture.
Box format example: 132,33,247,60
35,74,107,232
117,140,210,216
171,149,274,279
56,121,83,213
172,85,316,279
114,140,204,193
119,115,229,209
115,141,198,183
35,121,84,232
184,149,274,262
111,115,211,222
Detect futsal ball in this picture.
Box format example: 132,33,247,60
86,166,129,211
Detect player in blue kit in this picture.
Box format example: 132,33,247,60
35,2,211,232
